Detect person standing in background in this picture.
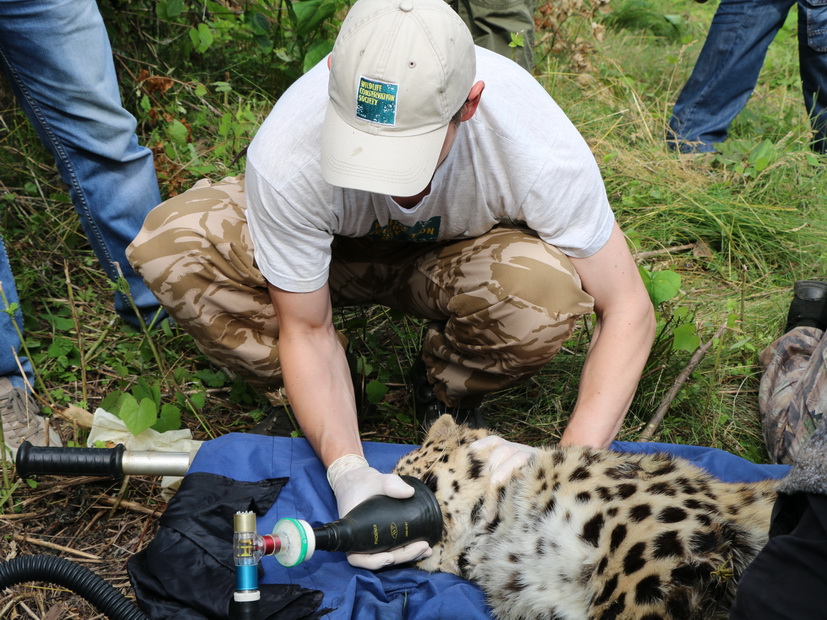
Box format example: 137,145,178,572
0,0,163,455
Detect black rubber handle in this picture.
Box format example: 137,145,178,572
15,441,125,478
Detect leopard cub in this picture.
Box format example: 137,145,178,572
393,415,779,620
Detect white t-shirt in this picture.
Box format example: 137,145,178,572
245,47,614,294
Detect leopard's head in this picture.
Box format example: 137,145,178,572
394,414,491,488
393,415,496,573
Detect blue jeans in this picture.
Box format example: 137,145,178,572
0,0,163,385
0,237,34,390
668,0,827,153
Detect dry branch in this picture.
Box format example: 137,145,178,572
640,323,729,441
0,512,41,520
11,533,101,560
632,243,697,262
96,496,165,517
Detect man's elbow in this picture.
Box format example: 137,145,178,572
636,295,657,346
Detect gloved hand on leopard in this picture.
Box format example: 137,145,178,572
467,434,540,522
470,434,539,485
326,454,434,570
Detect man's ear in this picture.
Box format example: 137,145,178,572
461,81,485,121
327,54,332,69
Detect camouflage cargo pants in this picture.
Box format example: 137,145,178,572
127,176,594,406
759,326,827,465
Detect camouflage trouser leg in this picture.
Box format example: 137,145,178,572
329,229,594,406
447,0,535,71
759,326,827,465
126,176,287,398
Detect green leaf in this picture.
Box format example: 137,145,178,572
217,111,234,137
195,368,229,388
118,395,158,436
253,34,274,55
188,24,214,54
365,379,389,404
303,39,334,74
189,391,206,409
166,0,184,17
357,357,374,377
166,120,189,145
1,302,19,318
156,0,184,18
748,139,776,172
194,82,208,97
640,267,681,305
99,390,125,413
245,10,271,36
152,404,182,432
292,0,336,36
133,378,161,406
47,336,74,358
48,316,75,331
671,323,700,352
196,23,214,52
508,32,525,48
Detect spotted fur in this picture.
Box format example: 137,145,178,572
393,415,779,620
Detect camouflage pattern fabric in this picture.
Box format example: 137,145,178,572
128,176,594,406
759,326,827,465
448,0,535,71
127,176,283,398
329,229,594,405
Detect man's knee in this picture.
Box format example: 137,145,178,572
437,230,594,375
127,176,259,305
441,228,594,318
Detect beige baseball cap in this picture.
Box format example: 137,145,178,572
321,0,476,196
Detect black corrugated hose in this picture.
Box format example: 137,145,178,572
0,554,148,620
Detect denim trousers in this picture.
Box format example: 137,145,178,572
669,0,827,153
0,0,163,387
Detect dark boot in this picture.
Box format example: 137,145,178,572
784,280,827,333
410,358,485,432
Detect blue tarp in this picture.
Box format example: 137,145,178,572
186,434,790,619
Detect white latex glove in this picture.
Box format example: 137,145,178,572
470,435,538,485
326,454,434,570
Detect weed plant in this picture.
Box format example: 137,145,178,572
1,0,824,501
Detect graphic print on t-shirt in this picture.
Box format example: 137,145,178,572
365,216,441,241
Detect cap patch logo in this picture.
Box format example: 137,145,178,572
356,77,398,126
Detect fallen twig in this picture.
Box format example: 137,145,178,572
96,495,165,517
640,323,729,441
12,533,101,560
632,243,697,262
0,512,40,520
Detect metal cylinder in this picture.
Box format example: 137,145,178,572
121,451,194,476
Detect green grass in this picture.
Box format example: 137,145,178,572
1,0,824,485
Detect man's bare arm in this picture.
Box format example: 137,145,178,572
564,223,656,448
267,282,363,467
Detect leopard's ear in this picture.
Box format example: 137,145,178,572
425,414,458,440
